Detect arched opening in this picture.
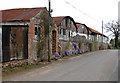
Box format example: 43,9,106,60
52,30,57,54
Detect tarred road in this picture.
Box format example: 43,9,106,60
3,50,118,81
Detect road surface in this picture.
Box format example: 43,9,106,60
3,50,118,81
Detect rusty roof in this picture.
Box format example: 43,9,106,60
87,27,107,37
76,23,81,29
0,7,46,22
87,27,101,34
53,16,78,32
53,16,66,26
75,22,107,37
53,16,77,28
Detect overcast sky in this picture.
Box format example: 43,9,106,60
0,0,119,37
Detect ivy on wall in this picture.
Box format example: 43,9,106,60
34,10,56,62
33,10,50,62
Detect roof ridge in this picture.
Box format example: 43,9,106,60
88,27,107,37
2,7,46,22
53,16,66,18
2,7,46,11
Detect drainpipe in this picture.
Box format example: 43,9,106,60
0,27,2,63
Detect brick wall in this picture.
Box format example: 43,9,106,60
28,23,49,64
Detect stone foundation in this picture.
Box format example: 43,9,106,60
58,40,75,56
28,38,49,64
2,59,28,68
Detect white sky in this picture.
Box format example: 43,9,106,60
0,0,119,37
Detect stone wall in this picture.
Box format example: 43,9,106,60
28,37,49,64
58,40,90,56
95,42,108,50
58,40,75,56
28,23,49,64
58,40,109,56
28,40,38,64
58,35,109,57
78,43,89,52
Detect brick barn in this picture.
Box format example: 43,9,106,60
1,7,52,64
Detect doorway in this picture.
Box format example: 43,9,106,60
52,30,57,54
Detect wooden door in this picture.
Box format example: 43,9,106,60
52,30,57,54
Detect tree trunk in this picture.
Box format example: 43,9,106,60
115,35,118,48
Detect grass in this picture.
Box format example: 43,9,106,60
2,62,50,80
2,51,88,74
2,63,41,73
114,47,120,49
66,52,88,58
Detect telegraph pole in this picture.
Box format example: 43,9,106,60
102,20,103,43
48,0,51,62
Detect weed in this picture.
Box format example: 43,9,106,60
114,47,120,49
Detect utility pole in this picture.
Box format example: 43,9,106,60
102,20,103,43
48,0,52,62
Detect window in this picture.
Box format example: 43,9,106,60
63,29,66,35
35,26,37,37
82,25,84,29
34,25,41,40
65,19,68,27
69,31,70,37
69,21,71,28
59,28,62,35
37,26,41,40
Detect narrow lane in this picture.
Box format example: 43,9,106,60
4,50,118,81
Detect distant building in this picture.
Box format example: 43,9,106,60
53,16,77,41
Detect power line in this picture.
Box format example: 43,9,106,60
64,0,101,22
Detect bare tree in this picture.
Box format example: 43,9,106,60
104,20,120,48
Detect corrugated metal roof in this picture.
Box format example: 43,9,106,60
1,7,46,22
87,27,107,37
53,16,65,26
53,16,78,32
76,23,107,37
76,24,81,29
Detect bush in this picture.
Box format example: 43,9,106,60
72,51,77,55
99,44,104,50
73,43,77,49
65,51,71,56
78,48,82,54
